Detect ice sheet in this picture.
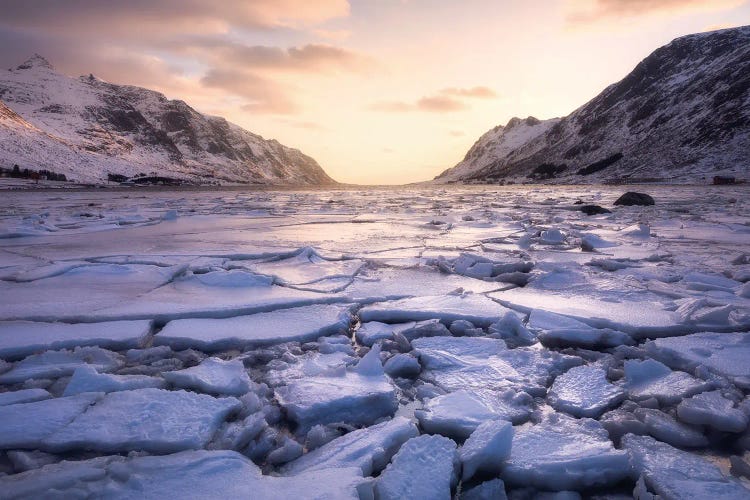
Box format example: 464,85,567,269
156,304,352,351
0,320,152,360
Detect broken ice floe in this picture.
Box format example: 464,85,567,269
155,304,352,351
0,319,152,360
2,186,750,497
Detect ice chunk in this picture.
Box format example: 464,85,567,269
0,388,51,406
0,320,152,361
276,368,397,433
547,365,625,418
375,434,459,500
416,389,532,440
676,390,749,433
0,347,123,385
413,336,580,398
646,332,750,388
489,312,536,345
396,319,452,342
460,419,513,481
624,359,711,405
211,412,267,450
6,450,60,473
539,229,565,245
162,357,251,396
63,365,166,396
600,405,648,443
460,479,508,500
241,246,364,286
634,408,709,448
493,288,683,337
42,388,241,453
623,434,750,498
155,304,352,351
267,436,304,465
502,414,630,490
280,416,419,476
355,321,394,346
384,353,421,378
529,310,634,348
359,294,514,327
354,343,385,376
0,450,372,499
0,393,101,449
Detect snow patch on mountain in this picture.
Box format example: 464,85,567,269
0,55,336,185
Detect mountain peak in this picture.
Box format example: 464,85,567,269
15,54,55,71
505,116,541,130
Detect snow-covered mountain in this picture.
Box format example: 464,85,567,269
0,55,336,185
435,26,750,184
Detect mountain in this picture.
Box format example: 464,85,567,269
435,26,750,184
0,55,336,185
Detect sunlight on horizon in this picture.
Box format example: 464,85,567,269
1,0,748,184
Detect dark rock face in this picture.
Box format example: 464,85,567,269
580,205,612,215
439,26,750,184
614,192,655,206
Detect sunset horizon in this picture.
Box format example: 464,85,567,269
2,0,748,184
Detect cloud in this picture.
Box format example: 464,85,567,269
369,100,414,112
0,1,370,116
187,41,371,73
0,1,350,36
416,95,468,112
202,69,299,114
369,84,496,113
369,96,468,113
566,0,746,23
313,28,353,41
440,86,497,98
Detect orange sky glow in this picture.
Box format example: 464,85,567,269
1,0,749,184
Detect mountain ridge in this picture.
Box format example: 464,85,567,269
435,26,750,184
0,55,336,185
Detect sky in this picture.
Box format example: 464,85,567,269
1,1,749,185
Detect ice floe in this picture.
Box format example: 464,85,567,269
359,293,514,327
459,419,513,481
281,416,419,476
375,434,459,500
63,364,165,395
0,347,123,385
646,331,750,388
42,388,241,453
162,357,251,396
276,350,397,432
624,434,750,498
0,392,101,449
547,365,625,418
502,414,630,491
155,304,352,351
0,320,152,360
624,358,711,405
0,450,372,499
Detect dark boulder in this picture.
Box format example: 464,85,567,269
614,192,655,206
580,205,612,215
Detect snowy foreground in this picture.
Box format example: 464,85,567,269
0,185,749,499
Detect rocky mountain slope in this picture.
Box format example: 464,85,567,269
435,26,750,184
0,55,336,185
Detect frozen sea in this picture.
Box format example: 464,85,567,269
0,184,749,499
